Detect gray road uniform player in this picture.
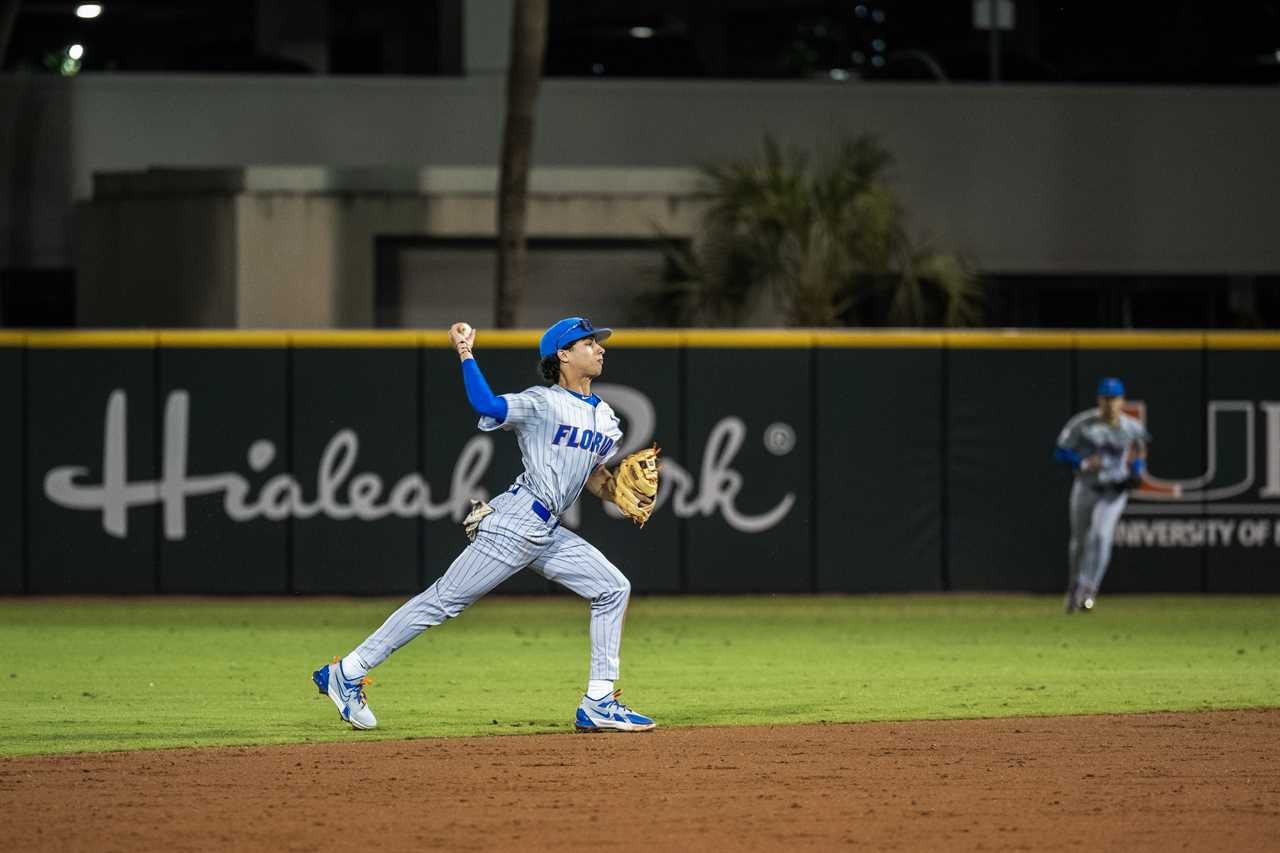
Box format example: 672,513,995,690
312,317,656,733
1055,377,1150,612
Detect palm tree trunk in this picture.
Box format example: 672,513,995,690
494,0,549,329
0,1,21,69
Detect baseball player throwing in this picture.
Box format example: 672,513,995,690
1054,377,1151,613
313,317,659,732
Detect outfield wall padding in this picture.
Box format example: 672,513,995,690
157,347,290,594
683,348,813,592
5,330,1279,596
26,345,158,593
1205,347,1280,593
814,347,944,593
947,345,1075,592
290,347,421,595
0,343,22,592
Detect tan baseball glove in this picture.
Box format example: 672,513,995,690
462,499,494,542
612,445,661,527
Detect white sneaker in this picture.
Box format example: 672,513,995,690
312,658,377,730
574,690,656,733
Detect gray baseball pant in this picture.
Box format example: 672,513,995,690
1068,479,1128,602
351,488,631,680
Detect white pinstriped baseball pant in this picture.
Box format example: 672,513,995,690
353,489,632,680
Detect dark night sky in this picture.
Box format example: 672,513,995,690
5,0,1280,83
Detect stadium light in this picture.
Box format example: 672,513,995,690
629,26,655,39
75,4,103,19
68,44,84,60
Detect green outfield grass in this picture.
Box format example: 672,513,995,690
0,594,1277,757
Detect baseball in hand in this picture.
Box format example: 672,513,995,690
449,322,475,350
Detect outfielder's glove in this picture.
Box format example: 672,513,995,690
612,444,661,527
463,499,494,543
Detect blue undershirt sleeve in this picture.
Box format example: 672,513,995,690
461,358,508,422
1053,446,1083,469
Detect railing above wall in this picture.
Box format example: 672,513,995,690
7,328,1280,349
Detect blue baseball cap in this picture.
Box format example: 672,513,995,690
539,317,611,359
1097,377,1125,398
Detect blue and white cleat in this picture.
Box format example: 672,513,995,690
312,658,377,730
574,690,656,733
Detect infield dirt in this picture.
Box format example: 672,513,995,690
4,709,1278,852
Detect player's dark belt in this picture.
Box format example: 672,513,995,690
508,484,560,530
1084,479,1128,497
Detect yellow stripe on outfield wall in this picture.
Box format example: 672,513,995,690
290,330,420,348
10,328,1277,350
420,329,686,348
815,330,945,348
26,331,157,348
417,329,542,348
159,330,290,348
682,330,814,347
1073,331,1204,349
946,330,1075,349
1204,332,1280,350
604,329,686,347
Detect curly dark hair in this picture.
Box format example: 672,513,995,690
539,354,561,385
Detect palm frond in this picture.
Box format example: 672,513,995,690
643,134,984,328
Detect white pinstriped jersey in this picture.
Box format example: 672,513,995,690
479,384,623,516
1057,410,1150,487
